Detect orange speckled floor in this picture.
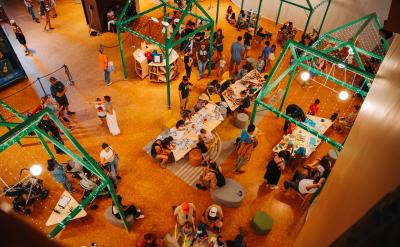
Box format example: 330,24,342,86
0,0,352,246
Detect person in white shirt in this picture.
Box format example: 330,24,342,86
100,143,121,183
24,0,40,22
283,170,325,194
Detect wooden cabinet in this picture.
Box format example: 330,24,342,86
148,49,179,83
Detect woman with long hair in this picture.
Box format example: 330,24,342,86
103,96,120,136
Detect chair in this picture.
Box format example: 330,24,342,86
221,71,230,81
252,211,273,235
234,113,249,129
104,206,134,229
294,191,313,209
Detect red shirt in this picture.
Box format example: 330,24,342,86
309,103,319,115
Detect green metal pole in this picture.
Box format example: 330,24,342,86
117,24,128,80
208,22,214,76
276,0,283,25
254,0,263,36
164,5,171,109
216,0,220,26
318,0,331,34
278,66,296,112
240,0,244,12
0,114,22,147
250,101,258,125
303,9,313,38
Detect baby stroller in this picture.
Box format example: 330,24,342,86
3,170,49,215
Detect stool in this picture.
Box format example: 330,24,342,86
188,148,203,167
219,105,227,119
234,113,248,129
252,211,273,235
328,149,338,166
210,179,245,208
104,206,134,229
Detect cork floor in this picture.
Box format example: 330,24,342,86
0,0,352,246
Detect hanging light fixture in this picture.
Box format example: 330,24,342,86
338,63,346,69
29,164,43,176
300,71,311,81
338,90,349,101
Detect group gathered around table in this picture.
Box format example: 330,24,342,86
7,1,370,246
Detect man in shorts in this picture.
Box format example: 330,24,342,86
230,36,244,74
178,76,192,110
50,77,75,122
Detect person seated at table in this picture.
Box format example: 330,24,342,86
201,204,224,233
196,161,224,190
286,104,306,122
228,12,236,25
263,150,291,190
200,128,214,145
303,155,332,179
112,195,144,220
174,202,196,227
220,78,234,94
283,170,325,194
226,5,233,21
151,137,174,169
333,105,361,133
237,10,246,30
197,134,209,162
283,120,296,135
237,64,249,80
206,79,219,96
193,93,209,112
238,90,251,113
308,99,320,116
175,119,186,131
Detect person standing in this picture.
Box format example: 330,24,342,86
178,76,192,110
183,49,193,79
263,151,291,190
47,159,76,192
230,36,244,74
214,29,224,60
100,142,121,183
103,96,120,136
235,124,258,173
261,41,271,71
24,0,40,23
10,20,30,56
243,29,252,58
43,0,54,30
49,77,75,122
196,43,208,80
98,48,112,86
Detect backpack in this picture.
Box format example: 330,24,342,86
212,168,226,187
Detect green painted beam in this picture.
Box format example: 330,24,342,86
0,114,22,147
216,0,220,26
120,3,163,25
278,66,297,112
117,25,128,80
254,0,263,36
282,0,311,11
276,0,283,25
172,23,211,47
371,14,390,51
352,15,373,42
208,20,215,75
163,2,209,22
117,0,131,23
318,0,331,33
323,13,375,37
305,0,312,9
170,1,193,42
120,26,165,49
164,4,171,109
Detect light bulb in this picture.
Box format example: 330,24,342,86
30,164,43,176
300,71,311,81
338,63,346,69
338,91,349,101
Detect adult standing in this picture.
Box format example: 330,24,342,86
103,96,120,136
263,151,291,190
183,49,193,79
178,76,191,110
230,36,244,74
23,0,40,23
10,20,30,56
100,142,121,184
235,124,258,173
243,29,252,58
49,77,75,122
43,0,54,30
47,159,76,192
214,29,224,61
261,41,271,71
98,48,112,86
196,43,208,80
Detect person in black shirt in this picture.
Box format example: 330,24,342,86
220,79,234,94
38,117,64,154
183,49,193,78
243,30,252,58
49,77,75,122
178,76,192,110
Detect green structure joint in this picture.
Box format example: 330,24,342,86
0,114,22,147
117,25,128,80
276,1,283,25
350,43,366,70
318,0,331,33
170,2,193,42
254,0,263,36
120,3,163,25
36,133,55,160
323,13,374,37
163,2,209,22
117,0,131,23
278,67,297,112
121,26,165,49
372,15,390,51
282,0,311,10
305,0,312,9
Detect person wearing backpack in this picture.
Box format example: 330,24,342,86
196,161,225,190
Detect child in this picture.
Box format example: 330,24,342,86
218,55,226,78
95,98,107,125
330,108,340,121
308,99,320,115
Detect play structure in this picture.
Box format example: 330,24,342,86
275,0,332,35
116,0,214,108
311,13,389,73
0,100,128,239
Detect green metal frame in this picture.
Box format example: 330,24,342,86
0,100,128,239
250,40,375,151
275,0,332,35
312,13,389,67
116,0,214,108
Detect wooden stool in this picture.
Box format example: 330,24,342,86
188,148,203,167
234,113,249,129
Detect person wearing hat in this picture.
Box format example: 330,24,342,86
178,76,192,110
10,20,30,56
193,93,209,112
174,202,196,227
201,204,223,233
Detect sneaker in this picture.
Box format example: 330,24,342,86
67,111,76,115
116,175,122,180
35,19,40,23
63,117,70,122
106,81,113,86
235,170,245,174
50,27,55,30
135,214,144,219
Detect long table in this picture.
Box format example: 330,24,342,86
155,103,224,161
273,115,333,158
221,69,265,111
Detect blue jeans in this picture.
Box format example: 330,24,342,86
61,179,73,191
198,60,207,78
27,6,36,20
106,157,119,183
104,70,110,83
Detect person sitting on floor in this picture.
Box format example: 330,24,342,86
174,202,196,227
196,161,225,190
283,170,325,194
303,155,332,179
226,5,233,21
112,195,144,220
206,79,219,96
226,227,247,247
175,119,186,131
201,204,224,233
228,12,236,25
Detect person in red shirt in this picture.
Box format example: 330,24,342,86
309,99,320,115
